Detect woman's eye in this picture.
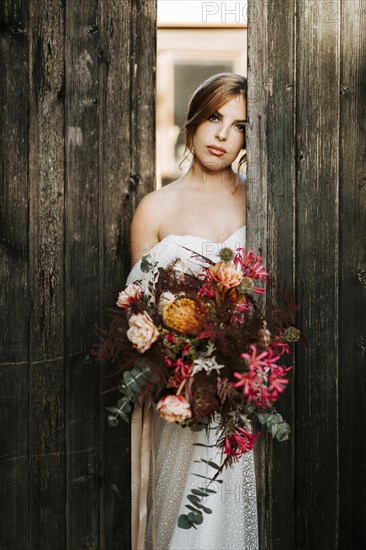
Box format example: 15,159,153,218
236,124,245,132
208,113,219,121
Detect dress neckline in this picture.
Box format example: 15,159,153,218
158,224,246,247
127,225,246,283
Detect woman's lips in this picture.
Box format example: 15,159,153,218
207,145,227,157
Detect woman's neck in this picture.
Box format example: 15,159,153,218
186,159,239,192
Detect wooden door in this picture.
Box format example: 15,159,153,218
0,1,156,548
247,1,366,548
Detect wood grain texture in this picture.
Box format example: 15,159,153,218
0,2,30,548
1,1,156,548
98,1,133,547
98,1,156,548
248,0,364,547
295,1,340,547
339,1,366,548
248,1,296,548
247,2,271,547
28,1,66,547
64,1,101,548
264,2,296,549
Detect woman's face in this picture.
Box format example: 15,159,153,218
192,94,246,172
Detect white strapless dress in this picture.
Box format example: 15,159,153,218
126,226,258,550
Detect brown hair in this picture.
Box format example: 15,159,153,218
183,73,247,170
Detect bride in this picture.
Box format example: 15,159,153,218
126,73,259,550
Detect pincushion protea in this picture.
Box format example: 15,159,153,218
162,297,206,335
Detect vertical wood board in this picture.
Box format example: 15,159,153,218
339,1,366,548
0,2,30,548
64,1,101,548
295,1,340,545
98,1,156,548
28,1,66,547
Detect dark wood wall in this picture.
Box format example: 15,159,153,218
247,1,366,549
1,0,366,549
0,1,156,548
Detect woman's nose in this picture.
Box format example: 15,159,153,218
215,124,228,141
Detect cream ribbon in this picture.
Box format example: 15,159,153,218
131,398,156,550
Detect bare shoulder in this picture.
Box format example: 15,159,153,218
132,183,180,224
129,183,181,266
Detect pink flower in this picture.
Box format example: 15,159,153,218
164,333,179,345
267,365,291,400
234,249,268,294
156,394,192,423
224,428,258,458
241,345,269,371
270,337,291,356
209,261,243,288
116,283,142,307
126,311,159,353
232,345,290,407
196,283,216,299
164,357,191,380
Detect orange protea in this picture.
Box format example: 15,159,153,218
162,297,206,335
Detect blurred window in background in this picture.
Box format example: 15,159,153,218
157,1,247,187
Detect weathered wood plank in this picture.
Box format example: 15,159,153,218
64,1,100,548
295,0,340,547
98,1,156,547
28,1,66,547
98,2,132,545
247,2,270,548
265,2,296,549
248,2,297,548
339,1,366,547
0,2,30,548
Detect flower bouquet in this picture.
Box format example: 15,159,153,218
95,246,300,530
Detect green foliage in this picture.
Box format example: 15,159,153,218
257,411,291,441
107,363,151,426
178,454,221,530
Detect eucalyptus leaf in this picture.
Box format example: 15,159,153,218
117,409,130,423
185,504,202,513
129,393,139,405
118,386,131,398
258,413,272,424
272,413,283,424
192,474,211,481
106,406,122,414
198,487,217,494
189,424,206,432
199,459,220,470
276,422,291,441
140,254,153,273
107,415,119,427
177,515,194,529
200,504,212,514
276,430,289,442
187,495,201,505
123,372,141,393
191,488,209,497
192,473,223,484
188,512,204,525
271,423,278,437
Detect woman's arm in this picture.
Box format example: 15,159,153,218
130,192,161,267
